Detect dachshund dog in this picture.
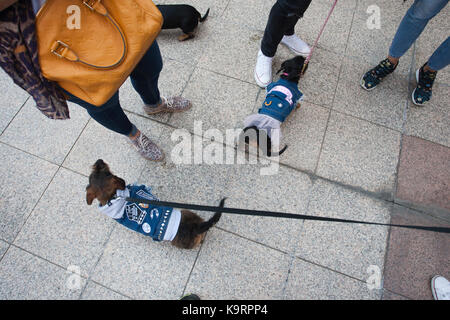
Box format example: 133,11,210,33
157,4,210,41
241,56,308,157
86,159,224,249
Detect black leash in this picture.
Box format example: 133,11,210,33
124,197,450,234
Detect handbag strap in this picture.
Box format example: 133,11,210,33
50,0,127,69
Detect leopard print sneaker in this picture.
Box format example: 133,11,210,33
129,131,165,161
143,96,192,115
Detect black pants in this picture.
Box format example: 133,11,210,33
261,0,312,57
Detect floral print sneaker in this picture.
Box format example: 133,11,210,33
360,58,398,91
143,96,192,115
412,63,437,106
129,131,165,161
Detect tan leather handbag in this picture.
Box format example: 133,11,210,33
36,0,163,106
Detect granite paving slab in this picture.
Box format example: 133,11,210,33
0,143,58,242
0,246,85,300
185,228,292,300
383,205,450,300
396,135,450,213
14,168,116,278
316,111,401,195
295,179,390,281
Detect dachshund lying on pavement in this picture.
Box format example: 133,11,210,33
86,159,224,249
157,4,210,41
241,56,307,157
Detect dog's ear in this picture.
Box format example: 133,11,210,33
86,184,97,205
113,176,126,190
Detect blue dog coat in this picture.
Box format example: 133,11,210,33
98,184,181,242
258,78,304,122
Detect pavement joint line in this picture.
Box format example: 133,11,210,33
280,177,315,299
77,223,118,300
381,288,413,300
59,117,92,167
181,230,206,298
0,140,61,167
7,242,90,279
0,96,30,137
312,0,358,175
381,204,394,301
392,39,416,209
5,165,62,260
87,279,135,300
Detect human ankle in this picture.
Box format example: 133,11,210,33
387,56,399,67
129,129,140,140
423,63,437,73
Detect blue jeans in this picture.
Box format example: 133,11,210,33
64,41,163,136
389,0,449,71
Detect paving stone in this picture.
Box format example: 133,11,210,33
383,205,450,300
396,135,450,213
218,164,312,253
185,228,292,299
222,0,274,32
0,143,58,242
295,179,390,281
196,20,264,84
0,246,85,299
80,281,129,300
0,69,29,134
279,102,330,173
63,112,166,181
0,240,8,260
120,58,195,124
405,86,450,148
284,258,382,300
91,225,198,299
333,58,408,131
382,290,410,300
294,0,356,55
169,68,259,132
0,99,90,164
14,168,115,278
317,111,401,195
346,12,411,68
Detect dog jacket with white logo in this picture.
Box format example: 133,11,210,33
98,184,180,242
258,78,304,122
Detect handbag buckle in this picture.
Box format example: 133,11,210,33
51,40,69,58
83,0,101,11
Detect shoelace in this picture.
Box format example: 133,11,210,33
161,96,175,110
371,59,395,79
418,69,436,92
136,134,154,151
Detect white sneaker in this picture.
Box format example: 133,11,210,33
281,34,311,58
254,50,273,88
431,275,450,300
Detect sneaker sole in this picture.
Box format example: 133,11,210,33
411,68,425,106
431,275,443,300
254,69,271,88
144,103,192,115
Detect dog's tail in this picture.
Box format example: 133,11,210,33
195,198,225,234
199,8,210,22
